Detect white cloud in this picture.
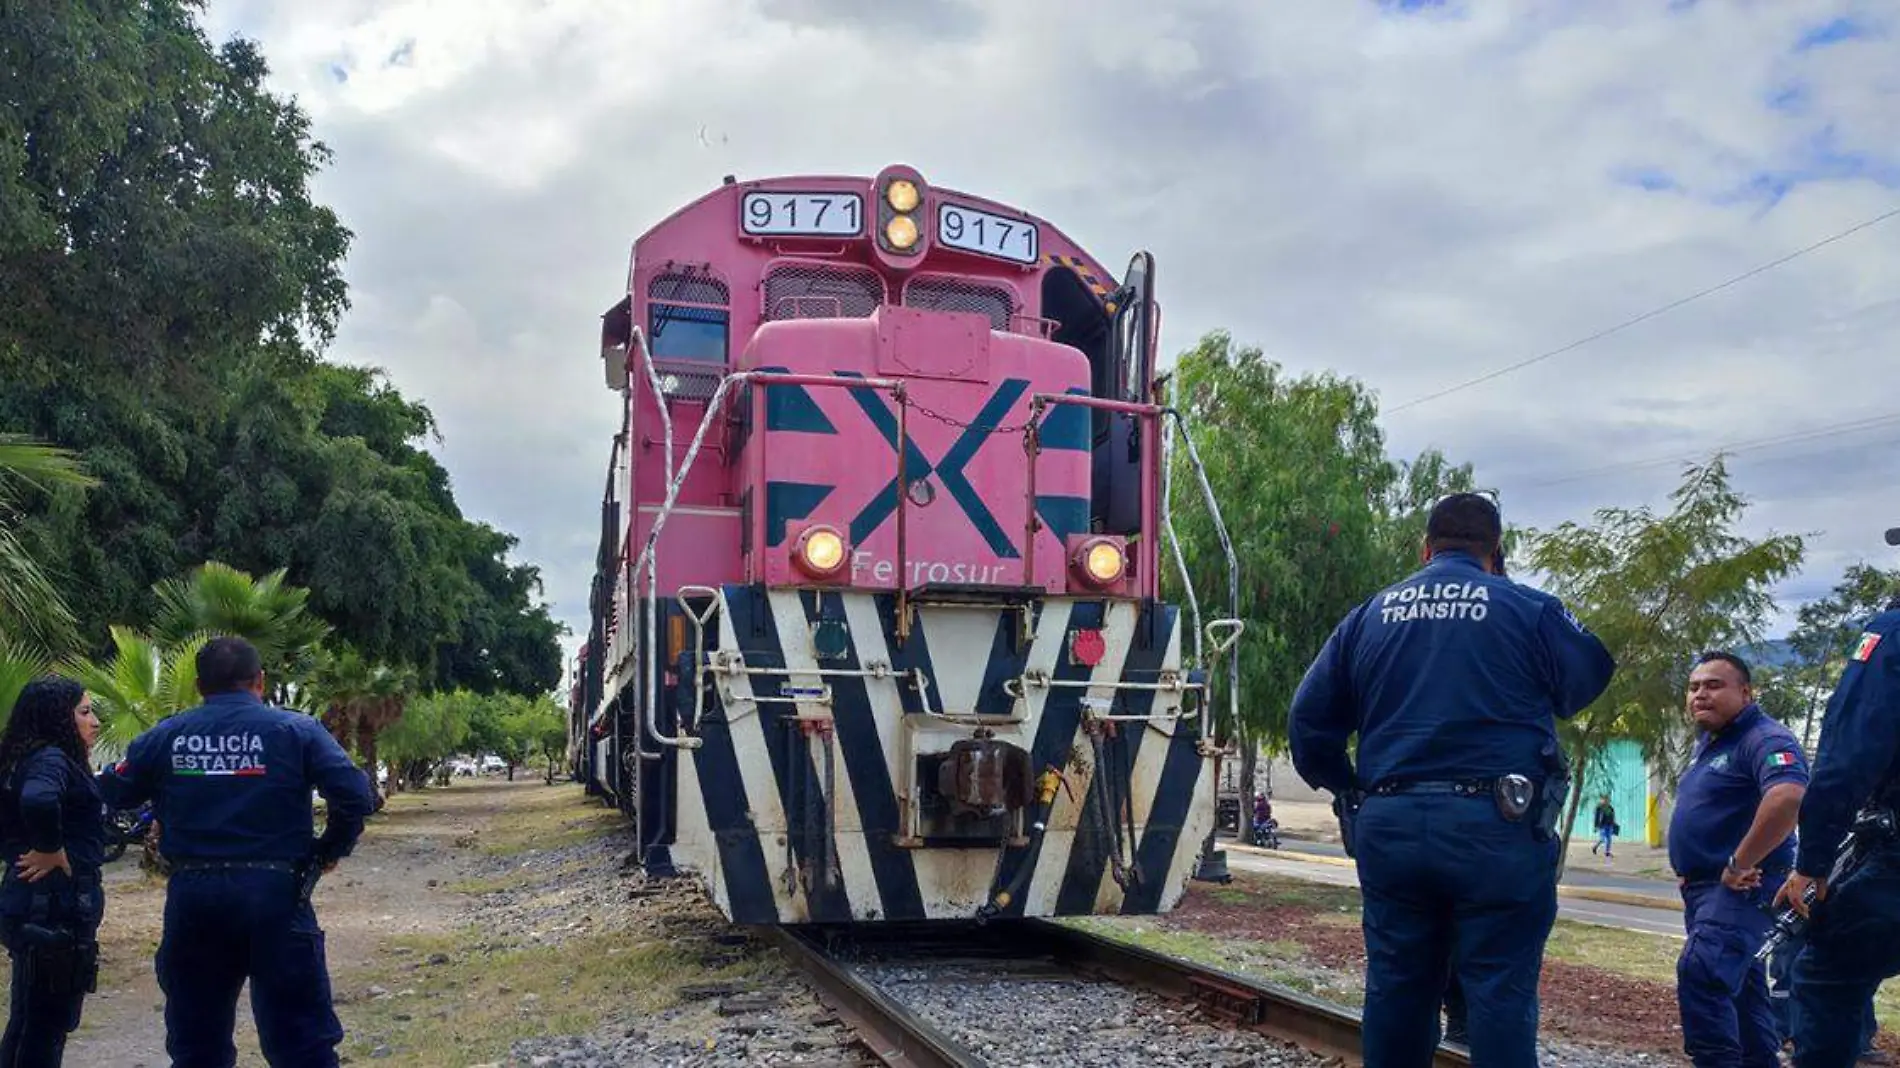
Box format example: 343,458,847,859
202,0,1900,659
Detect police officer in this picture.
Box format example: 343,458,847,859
0,677,106,1066
98,636,374,1067
1666,650,1808,1066
1289,492,1615,1065
1775,552,1900,1068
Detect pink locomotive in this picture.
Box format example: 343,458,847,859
570,165,1240,924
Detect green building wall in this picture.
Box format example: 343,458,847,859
1567,738,1648,843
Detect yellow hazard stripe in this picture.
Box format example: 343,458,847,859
1041,253,1115,299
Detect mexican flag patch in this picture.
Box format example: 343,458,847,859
1766,750,1798,769
1854,632,1883,662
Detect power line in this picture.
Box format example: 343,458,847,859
1520,409,1900,489
1385,204,1900,415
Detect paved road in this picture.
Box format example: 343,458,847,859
1223,844,1689,938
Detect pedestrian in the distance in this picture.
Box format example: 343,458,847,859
98,636,375,1067
1592,793,1618,859
0,677,107,1066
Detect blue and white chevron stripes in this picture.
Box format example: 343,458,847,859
653,585,1213,924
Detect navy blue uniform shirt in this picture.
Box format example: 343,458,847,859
1795,604,1900,878
98,691,373,864
1667,703,1808,881
1289,550,1616,792
0,747,106,916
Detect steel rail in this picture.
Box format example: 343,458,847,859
768,918,1471,1068
763,926,987,1068
1023,920,1472,1067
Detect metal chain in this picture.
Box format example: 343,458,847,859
902,398,1037,436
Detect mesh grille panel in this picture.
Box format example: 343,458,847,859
763,263,884,320
647,273,730,305
903,276,1016,331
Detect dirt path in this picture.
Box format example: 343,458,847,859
49,777,577,1066
34,777,858,1068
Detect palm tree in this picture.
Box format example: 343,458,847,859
0,435,97,656
0,638,49,729
62,627,208,755
305,645,415,807
61,627,208,873
151,561,331,695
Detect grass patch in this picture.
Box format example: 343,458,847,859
1213,872,1364,913
340,924,783,1065
465,785,627,856
1062,916,1366,1007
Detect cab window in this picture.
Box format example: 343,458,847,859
649,303,728,362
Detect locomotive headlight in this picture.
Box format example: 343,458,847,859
886,179,920,212
885,215,919,250
794,525,848,580
1073,537,1127,586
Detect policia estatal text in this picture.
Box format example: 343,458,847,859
1290,492,1615,1065
99,636,375,1067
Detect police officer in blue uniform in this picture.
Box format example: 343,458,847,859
98,636,374,1067
0,677,106,1066
1290,492,1615,1066
1776,541,1900,1068
1667,650,1808,1066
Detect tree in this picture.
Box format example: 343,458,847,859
0,639,47,730
1519,457,1806,874
306,645,414,804
63,627,208,755
1785,563,1900,748
378,689,474,792
0,4,564,696
1165,330,1480,795
0,435,97,654
151,561,331,687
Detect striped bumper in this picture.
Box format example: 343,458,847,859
671,585,1214,924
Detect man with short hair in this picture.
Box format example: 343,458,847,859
1289,492,1616,1064
1668,650,1808,1067
99,635,373,1067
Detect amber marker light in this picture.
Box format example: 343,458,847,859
794,525,849,580
885,215,919,250
1072,537,1127,587
886,179,920,212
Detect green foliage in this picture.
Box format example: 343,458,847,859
61,626,208,753
1784,563,1900,746
1165,330,1480,753
0,435,98,654
380,690,475,771
0,1,561,699
1519,457,1806,869
0,639,49,730
151,561,331,677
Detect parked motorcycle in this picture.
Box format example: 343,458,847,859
103,801,155,863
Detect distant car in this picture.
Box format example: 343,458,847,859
480,756,506,774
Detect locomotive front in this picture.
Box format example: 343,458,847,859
577,165,1240,925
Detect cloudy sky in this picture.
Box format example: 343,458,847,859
200,0,1899,661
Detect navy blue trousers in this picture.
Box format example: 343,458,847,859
155,868,342,1067
1355,792,1558,1067
1789,847,1900,1068
1676,877,1783,1066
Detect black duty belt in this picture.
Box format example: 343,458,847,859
1371,778,1501,798
167,859,297,874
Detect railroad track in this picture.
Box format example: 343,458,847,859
766,918,1472,1068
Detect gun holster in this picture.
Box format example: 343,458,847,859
1334,790,1366,859
17,922,98,998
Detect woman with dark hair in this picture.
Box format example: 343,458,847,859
0,676,106,1065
